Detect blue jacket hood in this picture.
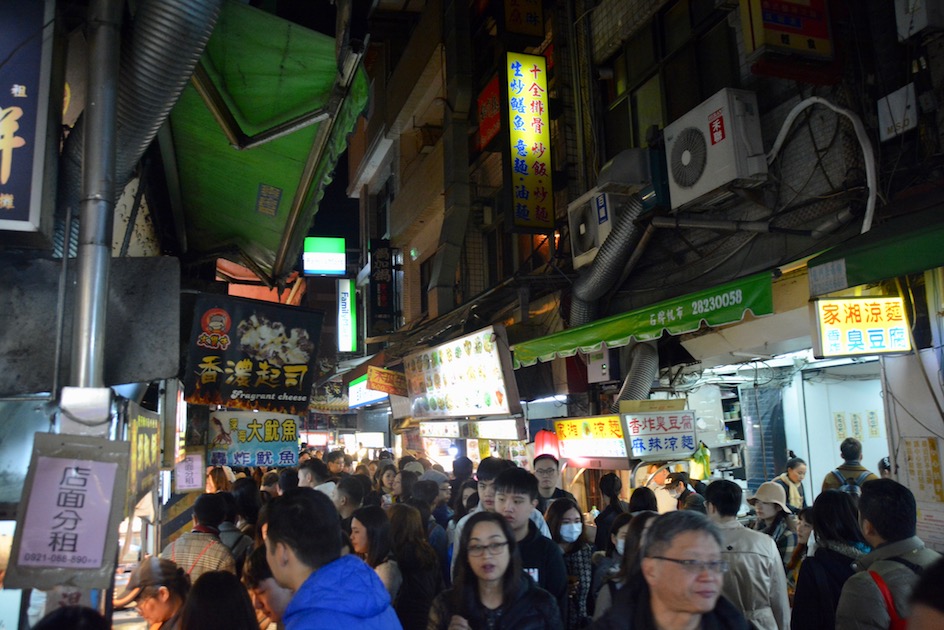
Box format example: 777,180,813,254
284,555,401,629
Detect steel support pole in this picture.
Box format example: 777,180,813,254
70,0,121,388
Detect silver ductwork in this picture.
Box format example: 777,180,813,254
58,0,224,234
570,193,646,326
610,342,659,411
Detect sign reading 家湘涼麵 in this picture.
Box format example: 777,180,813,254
624,411,697,461
208,410,299,468
183,294,322,414
505,52,553,231
810,296,911,359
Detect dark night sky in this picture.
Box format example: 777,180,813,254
309,153,359,244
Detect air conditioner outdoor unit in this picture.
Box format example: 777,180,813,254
664,88,767,211
567,188,615,270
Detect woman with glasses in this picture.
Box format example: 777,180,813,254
592,511,750,630
428,511,563,630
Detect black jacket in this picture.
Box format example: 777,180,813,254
593,502,628,552
428,575,563,630
590,579,751,630
395,557,442,630
790,546,859,630
536,488,578,514
518,521,569,624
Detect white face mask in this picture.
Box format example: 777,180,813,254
667,488,681,499
560,522,583,543
615,539,626,556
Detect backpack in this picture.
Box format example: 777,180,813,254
831,470,871,496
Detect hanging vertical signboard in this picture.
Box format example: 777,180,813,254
126,400,160,517
5,433,129,590
504,52,554,232
338,278,357,353
368,240,395,336
476,75,501,151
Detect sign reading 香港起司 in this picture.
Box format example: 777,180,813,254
625,411,697,460
183,294,322,415
208,410,299,468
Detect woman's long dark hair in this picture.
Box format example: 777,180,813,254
389,503,438,572
811,490,867,545
599,473,624,512
179,571,257,630
395,470,418,501
352,505,392,568
612,510,658,585
627,487,658,513
545,497,589,551
231,477,261,527
451,479,478,524
453,511,522,619
375,462,397,492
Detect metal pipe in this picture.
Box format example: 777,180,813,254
566,0,587,190
71,0,122,388
651,215,772,232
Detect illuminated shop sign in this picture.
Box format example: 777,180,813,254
419,418,524,441
208,410,299,467
404,325,521,419
337,278,356,353
811,297,911,358
554,415,627,460
505,52,553,231
348,373,388,409
303,236,346,275
624,411,696,460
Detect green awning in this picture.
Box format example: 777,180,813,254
808,206,944,296
168,0,368,283
511,272,774,368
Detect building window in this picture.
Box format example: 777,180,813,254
419,256,432,316
601,0,737,160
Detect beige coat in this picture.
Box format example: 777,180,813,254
716,519,791,630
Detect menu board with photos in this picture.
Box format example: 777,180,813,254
404,325,521,419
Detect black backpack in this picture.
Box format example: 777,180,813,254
831,470,871,497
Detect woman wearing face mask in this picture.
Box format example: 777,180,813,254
592,510,659,620
589,512,633,608
749,481,798,569
546,498,593,629
773,457,808,513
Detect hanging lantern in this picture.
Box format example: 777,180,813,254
534,428,560,459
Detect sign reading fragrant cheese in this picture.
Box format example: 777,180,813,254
506,52,553,231
811,297,911,359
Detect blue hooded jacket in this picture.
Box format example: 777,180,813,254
284,554,402,630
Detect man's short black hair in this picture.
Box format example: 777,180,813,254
324,450,345,464
242,545,273,588
193,493,226,528
494,467,538,501
666,471,690,488
278,468,298,493
299,458,330,484
262,471,279,487
411,480,439,507
840,437,863,462
453,456,473,479
217,491,239,523
703,479,741,517
475,456,513,482
336,475,365,506
266,488,342,569
859,478,917,542
533,454,560,468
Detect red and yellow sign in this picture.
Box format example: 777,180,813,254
554,415,627,459
811,297,911,358
506,52,553,231
367,365,407,398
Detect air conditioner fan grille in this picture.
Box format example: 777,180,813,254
670,127,708,189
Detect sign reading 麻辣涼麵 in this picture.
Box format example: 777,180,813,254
506,52,553,231
554,416,627,460
811,296,911,359
183,294,322,415
208,410,299,468
624,411,697,460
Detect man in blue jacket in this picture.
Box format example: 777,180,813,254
265,488,402,629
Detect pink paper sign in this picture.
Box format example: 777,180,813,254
17,457,117,569
175,453,205,492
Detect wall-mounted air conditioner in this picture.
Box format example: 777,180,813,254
664,88,767,211
567,189,614,270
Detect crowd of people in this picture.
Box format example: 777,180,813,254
32,437,944,630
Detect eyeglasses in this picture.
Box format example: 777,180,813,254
649,556,729,574
534,468,558,476
467,541,509,557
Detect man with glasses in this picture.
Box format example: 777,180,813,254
592,510,751,629
533,454,577,514
704,480,790,630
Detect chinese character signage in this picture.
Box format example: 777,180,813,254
174,453,205,493
505,52,553,231
554,415,628,460
127,401,160,512
0,0,58,244
208,410,299,468
503,0,544,39
367,365,408,398
903,437,944,503
183,294,322,414
476,75,501,151
811,297,911,359
742,0,832,61
338,278,357,353
404,325,522,419
368,240,395,336
348,373,388,409
6,433,129,590
624,411,697,460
